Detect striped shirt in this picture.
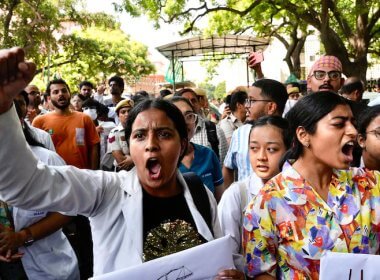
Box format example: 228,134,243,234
223,124,253,181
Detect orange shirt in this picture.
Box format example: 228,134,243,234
33,111,100,169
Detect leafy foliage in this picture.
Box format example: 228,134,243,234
121,0,380,81
0,0,155,90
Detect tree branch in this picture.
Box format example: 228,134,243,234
326,0,352,39
35,59,77,74
367,6,380,33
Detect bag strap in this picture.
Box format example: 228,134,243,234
182,172,214,237
204,120,220,159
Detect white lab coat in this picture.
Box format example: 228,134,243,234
0,106,221,276
217,172,263,270
12,146,79,280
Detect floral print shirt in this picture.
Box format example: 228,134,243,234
243,166,380,279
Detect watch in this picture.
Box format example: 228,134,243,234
22,228,34,247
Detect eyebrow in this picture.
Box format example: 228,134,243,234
132,126,176,132
249,140,281,145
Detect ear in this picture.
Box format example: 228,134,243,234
296,126,310,147
357,134,366,149
267,101,277,115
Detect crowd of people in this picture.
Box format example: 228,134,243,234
0,47,380,280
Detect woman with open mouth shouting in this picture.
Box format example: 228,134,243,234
243,91,380,280
0,48,244,279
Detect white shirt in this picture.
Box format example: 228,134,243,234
218,173,263,259
29,124,55,151
0,106,221,276
14,146,79,280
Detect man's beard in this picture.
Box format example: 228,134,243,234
51,99,70,110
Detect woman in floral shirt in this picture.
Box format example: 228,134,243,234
243,91,380,280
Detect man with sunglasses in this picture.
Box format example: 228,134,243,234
307,55,344,93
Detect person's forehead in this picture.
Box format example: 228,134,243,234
248,86,263,97
313,65,340,72
25,85,39,93
50,83,68,91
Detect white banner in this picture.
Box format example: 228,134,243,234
92,235,235,280
320,251,380,280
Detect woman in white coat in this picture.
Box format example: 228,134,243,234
0,94,79,280
0,47,243,279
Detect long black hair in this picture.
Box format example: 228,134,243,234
282,91,349,163
125,98,188,163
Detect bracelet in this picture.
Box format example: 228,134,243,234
22,227,34,247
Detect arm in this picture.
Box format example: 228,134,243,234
214,183,224,203
112,150,134,170
89,143,100,170
223,165,235,189
0,213,72,258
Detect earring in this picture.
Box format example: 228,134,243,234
304,142,310,148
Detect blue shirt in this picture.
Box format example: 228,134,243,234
179,143,224,193
223,124,253,181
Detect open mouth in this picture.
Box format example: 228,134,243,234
146,158,162,180
341,141,355,163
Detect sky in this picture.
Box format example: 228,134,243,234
84,0,275,89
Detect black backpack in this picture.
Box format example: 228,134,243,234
182,172,214,237
204,120,219,159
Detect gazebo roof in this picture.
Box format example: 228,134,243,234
156,35,269,60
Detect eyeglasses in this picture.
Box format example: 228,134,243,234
366,129,380,139
184,112,198,124
245,98,271,107
312,70,342,81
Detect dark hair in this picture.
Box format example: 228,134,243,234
252,79,288,115
19,90,29,106
340,79,364,94
125,98,188,164
357,105,380,138
71,93,85,101
135,90,149,97
175,88,197,98
131,94,149,107
283,91,349,163
249,115,291,149
82,98,109,116
108,76,124,89
160,89,172,98
170,96,195,112
224,95,232,106
46,79,70,96
79,81,94,89
14,100,45,148
230,90,248,111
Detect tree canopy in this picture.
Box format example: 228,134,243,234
121,0,380,81
0,0,155,90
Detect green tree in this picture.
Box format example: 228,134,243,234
0,0,155,89
121,0,380,81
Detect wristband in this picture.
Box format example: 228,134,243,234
22,228,34,247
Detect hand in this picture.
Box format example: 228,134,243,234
215,269,245,280
221,106,231,119
0,225,24,254
96,125,104,133
0,47,36,113
248,52,264,79
117,156,134,171
0,249,24,262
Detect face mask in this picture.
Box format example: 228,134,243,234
83,108,97,120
